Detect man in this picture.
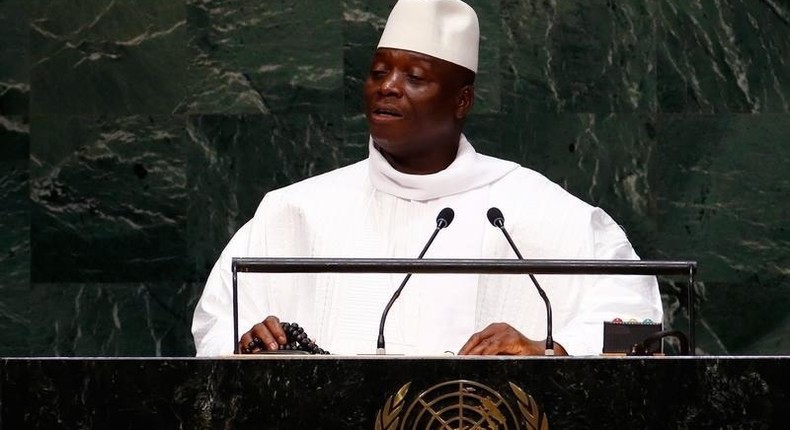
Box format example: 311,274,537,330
192,0,662,356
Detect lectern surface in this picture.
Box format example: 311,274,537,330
1,356,786,429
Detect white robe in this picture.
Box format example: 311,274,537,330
192,136,663,356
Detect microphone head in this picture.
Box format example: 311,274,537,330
436,207,455,229
487,207,505,227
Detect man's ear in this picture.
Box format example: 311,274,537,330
455,85,475,119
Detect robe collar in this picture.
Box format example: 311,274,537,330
368,134,519,201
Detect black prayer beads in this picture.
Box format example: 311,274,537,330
278,322,330,354
244,321,329,354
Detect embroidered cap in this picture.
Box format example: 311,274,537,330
377,0,480,73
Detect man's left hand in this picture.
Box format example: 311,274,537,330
458,322,567,356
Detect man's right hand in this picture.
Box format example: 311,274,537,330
238,315,287,353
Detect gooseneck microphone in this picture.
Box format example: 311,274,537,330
376,207,455,355
487,207,555,355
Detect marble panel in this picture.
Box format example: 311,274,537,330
463,113,506,155
745,312,790,354
28,283,201,357
652,113,790,354
30,115,188,282
29,0,186,114
181,0,343,115
469,0,502,114
186,113,346,281
499,111,657,241
657,0,790,113
502,0,657,113
0,0,30,115
0,116,31,356
0,116,29,283
0,283,30,356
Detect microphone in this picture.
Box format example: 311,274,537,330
486,207,555,355
376,207,455,354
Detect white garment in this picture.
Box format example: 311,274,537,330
192,136,663,356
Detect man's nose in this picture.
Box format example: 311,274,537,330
379,72,403,97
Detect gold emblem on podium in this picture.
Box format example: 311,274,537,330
374,380,548,430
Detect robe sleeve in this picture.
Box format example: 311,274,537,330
191,221,255,356
552,209,664,356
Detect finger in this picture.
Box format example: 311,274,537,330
263,316,287,345
458,332,484,355
465,337,503,356
250,322,280,351
459,324,505,355
458,330,493,355
480,327,541,355
238,332,261,354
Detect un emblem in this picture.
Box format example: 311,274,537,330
374,380,548,430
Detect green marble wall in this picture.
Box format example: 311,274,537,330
0,0,788,356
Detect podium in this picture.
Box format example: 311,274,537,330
2,356,788,428
10,258,774,427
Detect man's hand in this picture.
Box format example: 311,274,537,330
238,315,287,354
458,322,567,356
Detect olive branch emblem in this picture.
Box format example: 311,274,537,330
374,382,411,430
508,382,549,430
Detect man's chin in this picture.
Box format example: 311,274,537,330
369,134,396,151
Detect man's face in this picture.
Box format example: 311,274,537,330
364,48,469,162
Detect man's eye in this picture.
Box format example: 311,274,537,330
370,70,387,78
407,74,425,82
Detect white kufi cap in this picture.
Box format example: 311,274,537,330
377,0,480,73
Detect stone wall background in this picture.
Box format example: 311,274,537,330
1,0,788,356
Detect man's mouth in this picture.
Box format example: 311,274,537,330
372,108,403,118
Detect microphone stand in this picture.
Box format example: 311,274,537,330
488,208,555,356
376,208,454,355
